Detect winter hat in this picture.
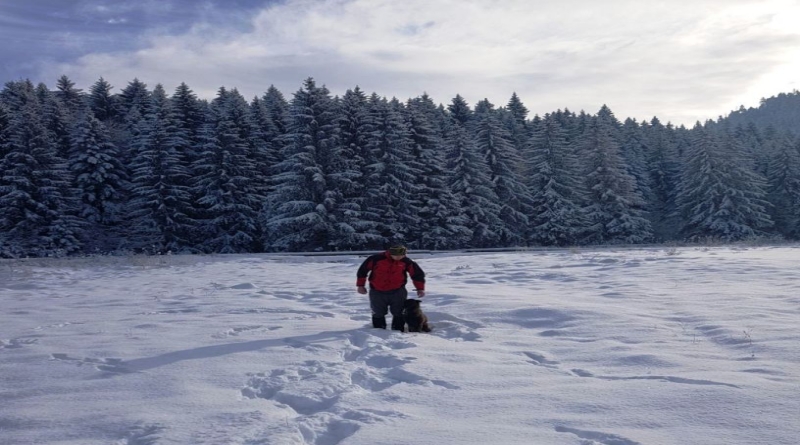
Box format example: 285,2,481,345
388,245,407,256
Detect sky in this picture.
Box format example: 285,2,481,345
1,246,799,444
1,0,800,126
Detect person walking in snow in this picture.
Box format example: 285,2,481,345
356,245,426,331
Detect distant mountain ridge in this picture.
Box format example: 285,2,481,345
723,90,800,136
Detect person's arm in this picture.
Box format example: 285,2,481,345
408,260,426,297
356,256,373,294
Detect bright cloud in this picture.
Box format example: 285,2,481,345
42,0,800,125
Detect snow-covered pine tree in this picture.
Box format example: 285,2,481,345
190,87,264,253
249,95,285,216
618,118,651,196
472,99,532,246
677,122,773,242
69,111,128,249
169,83,206,170
249,96,282,173
580,106,652,244
732,122,764,173
333,87,383,249
362,94,418,245
525,113,588,246
643,117,681,241
443,112,502,248
0,103,9,160
262,85,290,136
125,84,196,253
448,94,472,126
409,93,448,139
405,97,470,249
264,78,343,251
118,78,152,120
168,84,208,246
88,77,117,123
0,81,82,257
503,92,531,159
115,79,152,168
551,109,573,139
765,132,800,239
34,83,74,160
54,75,85,117
226,88,271,198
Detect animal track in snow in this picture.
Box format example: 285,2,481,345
211,325,280,338
241,329,458,444
569,368,740,388
242,361,350,415
425,312,482,342
519,349,741,388
50,353,130,373
555,425,643,445
114,423,166,445
0,337,38,349
522,351,560,368
227,307,335,319
33,321,85,331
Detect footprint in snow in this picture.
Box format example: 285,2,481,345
115,423,166,445
569,368,740,388
0,337,39,350
242,329,459,443
555,425,643,445
50,353,130,373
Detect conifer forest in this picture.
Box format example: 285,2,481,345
1,75,799,258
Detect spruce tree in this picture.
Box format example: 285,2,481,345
362,94,417,245
54,75,85,116
334,87,383,249
88,77,117,123
114,79,152,168
262,85,290,136
0,103,9,160
69,112,127,227
126,85,196,253
444,116,502,247
525,114,587,246
765,132,800,238
36,84,74,160
643,117,681,240
191,87,264,253
447,94,472,126
503,92,531,159
170,83,206,166
264,78,342,251
250,96,282,171
677,122,772,241
0,82,81,257
472,99,532,246
406,98,470,249
580,107,652,244
619,118,652,202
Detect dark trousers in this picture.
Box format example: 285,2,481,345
369,287,407,330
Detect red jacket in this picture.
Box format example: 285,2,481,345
356,251,425,292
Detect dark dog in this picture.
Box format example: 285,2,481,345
403,299,431,333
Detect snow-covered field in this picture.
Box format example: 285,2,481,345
1,246,799,445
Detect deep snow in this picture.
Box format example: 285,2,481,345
1,246,799,444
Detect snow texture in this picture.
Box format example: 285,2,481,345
1,245,799,444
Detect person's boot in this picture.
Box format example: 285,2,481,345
372,316,387,329
391,315,405,332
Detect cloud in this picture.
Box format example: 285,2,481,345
40,0,800,125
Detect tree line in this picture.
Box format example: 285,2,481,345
1,76,799,257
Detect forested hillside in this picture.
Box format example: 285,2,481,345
724,91,800,136
1,76,799,257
